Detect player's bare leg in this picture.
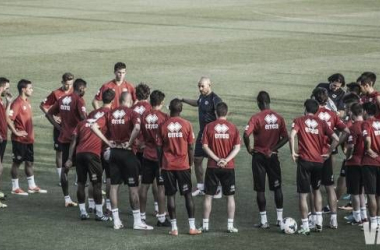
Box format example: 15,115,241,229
167,195,178,234
227,195,237,232
129,186,153,230
367,194,378,230
201,194,212,231
92,181,109,221
192,157,205,196
156,185,169,226
139,183,150,221
11,162,27,195
110,184,123,229
61,168,75,206
56,151,62,185
360,191,368,223
298,193,311,234
254,191,269,229
313,188,323,232
152,180,159,214
325,185,338,228
274,188,284,226
77,182,89,220
87,184,95,213
23,161,46,194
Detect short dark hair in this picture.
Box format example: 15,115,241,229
304,99,319,114
216,102,228,117
257,91,270,105
169,98,182,113
102,88,115,104
114,62,126,72
150,90,165,107
361,72,376,86
17,79,32,94
136,83,150,101
350,103,363,117
328,73,345,87
342,93,360,105
0,77,10,87
312,87,328,105
346,82,361,95
73,78,87,91
62,72,74,82
363,102,377,116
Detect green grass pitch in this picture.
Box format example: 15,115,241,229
0,0,380,249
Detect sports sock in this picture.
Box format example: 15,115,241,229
154,202,158,213
276,208,283,221
228,218,234,229
141,212,146,220
197,183,204,191
302,218,309,230
311,214,316,224
260,211,267,224
331,213,337,221
361,207,368,220
57,168,62,180
96,204,103,217
171,219,178,231
157,214,166,223
370,217,377,230
112,209,120,222
88,198,95,209
27,176,36,189
11,179,19,190
188,218,196,230
203,218,209,230
353,210,361,222
79,203,86,213
133,210,142,224
377,216,380,226
64,195,72,203
316,212,323,226
106,199,111,211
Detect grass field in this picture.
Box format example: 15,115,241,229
1,0,380,249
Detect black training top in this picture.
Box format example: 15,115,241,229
316,83,345,111
197,92,222,132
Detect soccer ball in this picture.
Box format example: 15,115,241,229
281,217,297,234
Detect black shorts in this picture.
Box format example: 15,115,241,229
362,165,380,196
321,156,334,186
346,166,363,195
76,153,103,184
340,160,346,177
101,153,110,179
162,169,192,196
109,149,140,186
194,131,207,158
0,140,7,162
62,143,76,167
205,168,235,196
141,157,164,185
136,151,143,175
12,141,33,164
297,159,323,193
53,128,62,151
251,152,282,192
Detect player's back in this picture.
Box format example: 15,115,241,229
362,117,380,165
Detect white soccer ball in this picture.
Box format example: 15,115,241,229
281,217,297,234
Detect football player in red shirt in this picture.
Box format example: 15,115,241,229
361,102,380,231
139,90,170,227
0,77,12,207
200,102,241,233
65,89,115,221
46,79,87,207
289,99,339,235
157,98,201,236
40,73,74,185
92,62,136,109
359,72,379,117
243,91,288,228
7,79,47,196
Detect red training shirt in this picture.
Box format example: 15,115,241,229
94,80,136,109
362,117,380,166
345,121,364,166
9,96,34,144
0,97,7,141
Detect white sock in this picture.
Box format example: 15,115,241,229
171,219,178,231
57,168,62,180
311,214,316,224
260,211,267,224
331,213,337,222
141,212,146,220
106,199,111,211
133,210,142,224
353,210,361,222
64,195,72,203
203,218,209,230
316,212,323,226
12,179,19,190
228,218,234,229
27,176,36,189
96,204,103,217
276,208,283,221
370,217,377,230
188,218,196,230
361,207,368,220
302,218,309,230
88,198,95,209
377,216,380,225
79,203,86,213
197,183,204,191
157,213,166,223
112,209,120,223
154,202,158,212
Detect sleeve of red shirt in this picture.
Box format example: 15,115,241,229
76,98,87,118
280,117,289,138
9,101,20,121
131,111,141,126
187,122,195,144
347,128,356,145
201,125,209,145
94,85,105,101
41,91,56,109
322,121,334,137
244,116,255,137
156,125,163,146
130,86,137,102
335,115,347,131
362,121,370,138
47,101,60,116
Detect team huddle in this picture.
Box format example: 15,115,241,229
0,64,379,236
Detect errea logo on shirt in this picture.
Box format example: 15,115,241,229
214,124,229,139
318,112,332,127
264,114,279,130
372,121,380,136
111,110,126,124
60,96,72,111
134,106,146,115
167,122,182,138
305,119,319,134
145,114,158,129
